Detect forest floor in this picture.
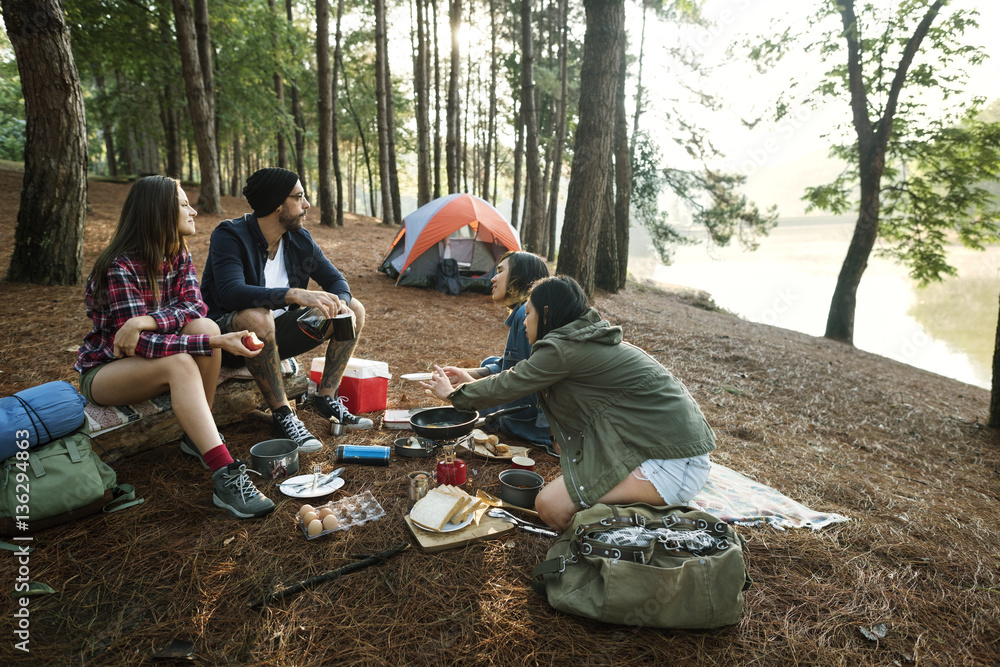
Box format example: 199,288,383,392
0,164,998,666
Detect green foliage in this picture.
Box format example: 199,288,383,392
750,1,1000,289
632,131,778,265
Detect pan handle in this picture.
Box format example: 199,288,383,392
477,404,531,427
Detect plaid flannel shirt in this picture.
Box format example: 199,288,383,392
74,250,213,373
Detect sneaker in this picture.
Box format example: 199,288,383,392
271,405,324,453
313,394,374,430
180,432,226,469
212,461,275,519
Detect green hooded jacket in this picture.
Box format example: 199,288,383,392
450,308,716,507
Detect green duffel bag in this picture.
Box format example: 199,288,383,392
531,503,752,629
0,425,143,537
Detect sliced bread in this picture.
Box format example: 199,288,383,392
410,489,466,532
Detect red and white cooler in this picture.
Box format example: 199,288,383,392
311,357,392,414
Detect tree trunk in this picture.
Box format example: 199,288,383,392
415,0,432,206
520,0,545,253
192,0,221,192
287,0,307,190
343,68,376,218
990,290,1000,428
374,0,395,225
159,84,183,179
2,0,88,286
556,0,622,296
446,0,462,194
612,16,630,289
511,105,523,229
173,0,222,213
317,0,334,227
628,0,647,166
482,0,497,204
431,0,442,199
385,36,402,224
825,0,944,344
332,0,345,226
545,0,568,262
94,74,118,178
231,134,242,196
825,161,881,343
268,0,287,169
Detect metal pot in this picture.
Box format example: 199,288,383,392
498,469,544,509
249,438,299,480
408,405,530,440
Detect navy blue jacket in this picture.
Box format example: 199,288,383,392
201,213,351,319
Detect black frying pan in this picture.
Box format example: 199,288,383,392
409,405,530,440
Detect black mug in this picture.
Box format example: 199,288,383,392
297,308,356,341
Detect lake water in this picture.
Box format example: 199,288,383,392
628,216,999,389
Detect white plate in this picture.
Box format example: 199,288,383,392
278,474,346,498
412,512,475,533
401,372,434,381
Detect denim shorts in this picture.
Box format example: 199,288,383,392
636,454,712,505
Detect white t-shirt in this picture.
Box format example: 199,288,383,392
264,238,290,317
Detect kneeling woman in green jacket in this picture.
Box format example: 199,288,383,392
423,275,716,531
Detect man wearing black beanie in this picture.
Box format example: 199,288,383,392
199,168,373,456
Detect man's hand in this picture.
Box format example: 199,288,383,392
285,288,347,318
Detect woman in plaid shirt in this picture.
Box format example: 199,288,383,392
74,176,275,519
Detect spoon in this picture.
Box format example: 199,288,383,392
487,508,558,537
476,489,540,517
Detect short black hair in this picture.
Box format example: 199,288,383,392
528,275,590,341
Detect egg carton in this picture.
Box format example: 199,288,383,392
297,490,386,540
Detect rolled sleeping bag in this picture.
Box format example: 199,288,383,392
0,381,88,460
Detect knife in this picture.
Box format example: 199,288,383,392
284,467,345,491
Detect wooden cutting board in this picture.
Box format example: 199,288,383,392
404,513,516,552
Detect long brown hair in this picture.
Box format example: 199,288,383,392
88,175,185,307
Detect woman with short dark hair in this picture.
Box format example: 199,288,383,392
437,250,552,447
424,275,715,531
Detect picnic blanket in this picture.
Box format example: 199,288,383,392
84,359,300,436
690,462,849,531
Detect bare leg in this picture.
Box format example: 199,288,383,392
233,308,288,410
181,317,222,408
89,355,223,455
318,298,366,398
535,468,663,532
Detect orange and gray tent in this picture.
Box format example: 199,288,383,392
378,193,521,293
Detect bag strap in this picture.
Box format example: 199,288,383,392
531,555,567,595
13,394,53,446
103,484,145,514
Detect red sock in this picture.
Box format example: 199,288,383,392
204,444,235,472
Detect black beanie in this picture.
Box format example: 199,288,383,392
243,168,300,217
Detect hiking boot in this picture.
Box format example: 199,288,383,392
180,432,226,469
212,461,275,519
271,405,324,453
313,394,374,430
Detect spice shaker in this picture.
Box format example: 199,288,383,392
408,471,430,509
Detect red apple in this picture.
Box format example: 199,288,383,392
242,332,264,351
